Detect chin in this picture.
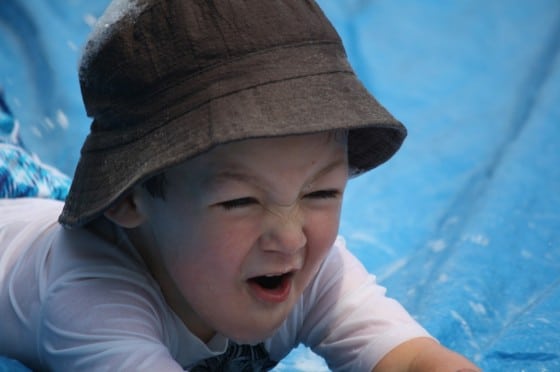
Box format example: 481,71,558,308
221,293,297,344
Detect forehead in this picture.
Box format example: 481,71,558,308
167,132,348,186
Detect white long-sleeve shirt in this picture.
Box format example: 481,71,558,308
0,198,430,371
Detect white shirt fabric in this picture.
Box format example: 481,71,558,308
0,198,431,371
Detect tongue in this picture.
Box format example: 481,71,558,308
248,274,292,303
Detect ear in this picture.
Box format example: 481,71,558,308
104,191,145,228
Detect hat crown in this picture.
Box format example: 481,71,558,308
80,0,342,125
61,0,406,228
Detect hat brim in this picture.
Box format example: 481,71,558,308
60,70,405,227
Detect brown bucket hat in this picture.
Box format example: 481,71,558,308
59,0,406,228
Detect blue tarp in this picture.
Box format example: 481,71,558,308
1,1,559,370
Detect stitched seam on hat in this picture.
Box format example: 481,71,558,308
84,69,355,153
86,41,352,149
152,39,344,94
95,40,343,118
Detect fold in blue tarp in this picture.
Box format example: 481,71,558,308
1,1,559,370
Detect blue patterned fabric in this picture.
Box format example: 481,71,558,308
191,343,277,372
0,92,70,200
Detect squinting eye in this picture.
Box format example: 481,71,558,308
219,197,258,210
304,189,341,199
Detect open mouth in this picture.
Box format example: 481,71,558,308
249,272,292,290
247,272,294,303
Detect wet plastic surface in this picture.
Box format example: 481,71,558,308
1,1,558,370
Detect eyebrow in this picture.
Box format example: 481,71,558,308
310,156,348,182
205,168,260,188
204,156,348,190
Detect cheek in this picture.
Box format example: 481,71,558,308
165,238,237,307
304,208,342,263
164,216,256,279
307,205,342,240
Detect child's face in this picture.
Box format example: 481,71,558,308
132,132,348,343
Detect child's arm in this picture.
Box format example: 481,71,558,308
372,337,480,372
290,238,479,371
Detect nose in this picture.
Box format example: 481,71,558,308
260,205,307,254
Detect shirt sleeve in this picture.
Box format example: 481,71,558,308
296,237,433,372
1,200,220,371
39,271,187,372
31,220,198,371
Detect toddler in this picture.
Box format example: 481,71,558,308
0,0,479,370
